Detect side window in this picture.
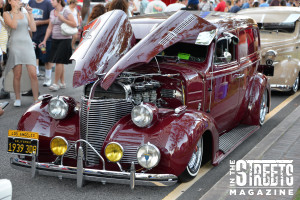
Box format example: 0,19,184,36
214,37,236,64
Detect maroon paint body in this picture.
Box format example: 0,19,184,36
16,11,271,178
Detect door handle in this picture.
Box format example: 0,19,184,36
234,74,245,79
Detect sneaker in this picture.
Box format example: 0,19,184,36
37,73,44,77
59,83,66,89
0,89,10,99
37,73,45,79
43,78,52,87
14,99,21,107
22,90,33,96
49,84,60,91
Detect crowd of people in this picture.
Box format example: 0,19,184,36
0,0,299,113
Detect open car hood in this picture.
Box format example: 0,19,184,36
71,10,216,89
71,10,135,87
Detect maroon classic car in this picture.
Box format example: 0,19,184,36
8,11,270,188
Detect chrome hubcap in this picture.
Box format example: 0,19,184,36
260,91,267,125
187,137,203,176
292,77,299,93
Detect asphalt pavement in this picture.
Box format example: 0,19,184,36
200,99,300,200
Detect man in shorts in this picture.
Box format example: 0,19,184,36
29,0,53,87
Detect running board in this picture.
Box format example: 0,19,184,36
219,125,259,153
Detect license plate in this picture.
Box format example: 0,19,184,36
8,130,39,155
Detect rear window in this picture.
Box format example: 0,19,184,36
258,23,296,33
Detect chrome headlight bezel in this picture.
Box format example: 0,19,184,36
48,96,69,119
131,104,154,128
136,143,161,169
265,50,277,66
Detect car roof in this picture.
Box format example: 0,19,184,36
130,11,257,39
238,7,300,24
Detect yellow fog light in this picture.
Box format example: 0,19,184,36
105,142,123,162
50,136,68,156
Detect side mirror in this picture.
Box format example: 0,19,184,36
224,51,232,62
223,32,239,45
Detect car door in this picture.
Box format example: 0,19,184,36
208,34,240,133
236,29,260,119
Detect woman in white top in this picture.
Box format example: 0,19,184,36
67,0,81,50
39,0,76,91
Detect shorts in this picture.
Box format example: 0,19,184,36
33,40,52,63
49,39,72,64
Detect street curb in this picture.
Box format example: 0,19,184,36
200,105,300,200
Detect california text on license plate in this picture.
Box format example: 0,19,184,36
7,130,39,156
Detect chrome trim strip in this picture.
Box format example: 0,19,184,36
10,158,178,187
207,59,260,80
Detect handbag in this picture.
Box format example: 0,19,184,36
61,23,78,36
60,7,78,36
0,16,9,54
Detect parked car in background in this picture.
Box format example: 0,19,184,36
238,7,300,94
8,10,270,189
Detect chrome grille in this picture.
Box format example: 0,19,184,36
122,145,139,164
113,133,144,164
64,141,76,159
80,96,133,165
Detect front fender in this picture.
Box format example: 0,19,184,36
242,73,270,125
17,99,80,162
103,109,216,176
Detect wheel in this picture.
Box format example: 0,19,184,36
290,76,299,95
178,137,203,182
259,89,268,125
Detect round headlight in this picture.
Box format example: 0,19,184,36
137,143,160,169
50,136,68,156
265,50,277,65
131,104,153,127
48,96,69,119
105,142,123,162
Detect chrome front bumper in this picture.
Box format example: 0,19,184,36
10,154,178,188
270,84,291,92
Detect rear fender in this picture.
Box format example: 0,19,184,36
242,73,270,125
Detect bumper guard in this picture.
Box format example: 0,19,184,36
10,147,178,189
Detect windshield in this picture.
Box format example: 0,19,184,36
159,42,208,63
